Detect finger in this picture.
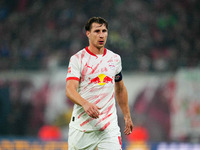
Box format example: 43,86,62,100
95,111,99,118
89,113,97,119
96,109,100,117
87,109,97,118
124,129,132,135
91,109,99,118
92,113,99,118
124,128,129,134
93,107,100,117
91,114,97,118
124,127,128,133
124,130,130,135
87,105,100,118
124,125,130,131
128,131,132,135
97,106,101,109
124,126,132,135
87,111,92,117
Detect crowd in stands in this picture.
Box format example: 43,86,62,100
0,0,199,71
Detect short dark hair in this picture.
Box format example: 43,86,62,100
85,17,108,31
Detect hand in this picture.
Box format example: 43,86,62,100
124,116,134,135
82,101,101,119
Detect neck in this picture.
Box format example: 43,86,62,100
88,45,104,55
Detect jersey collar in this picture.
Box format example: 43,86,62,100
85,46,107,57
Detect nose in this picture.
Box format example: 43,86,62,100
99,32,104,38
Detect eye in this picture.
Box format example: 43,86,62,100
103,29,107,32
94,30,100,33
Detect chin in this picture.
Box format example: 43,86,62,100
97,45,104,49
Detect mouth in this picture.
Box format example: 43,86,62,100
98,41,104,45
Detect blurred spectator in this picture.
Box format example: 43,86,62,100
0,79,49,137
0,0,199,72
127,125,149,142
0,81,10,135
38,125,61,141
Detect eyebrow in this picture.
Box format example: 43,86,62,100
93,28,107,32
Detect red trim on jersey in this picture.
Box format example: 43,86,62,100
66,77,79,82
103,48,107,56
85,46,96,57
85,47,107,57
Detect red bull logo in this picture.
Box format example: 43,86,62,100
90,74,113,85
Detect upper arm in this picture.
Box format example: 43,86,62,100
66,79,79,96
65,79,86,106
66,79,79,89
65,80,79,99
115,80,125,93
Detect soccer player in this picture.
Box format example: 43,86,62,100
66,17,133,150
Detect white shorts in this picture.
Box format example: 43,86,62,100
68,126,122,150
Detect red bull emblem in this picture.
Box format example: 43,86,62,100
90,74,113,85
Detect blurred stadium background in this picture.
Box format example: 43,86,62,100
0,0,200,149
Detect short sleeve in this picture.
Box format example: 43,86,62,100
66,55,81,81
115,54,122,75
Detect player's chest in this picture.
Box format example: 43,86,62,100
80,56,116,77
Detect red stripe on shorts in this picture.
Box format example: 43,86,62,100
118,136,122,149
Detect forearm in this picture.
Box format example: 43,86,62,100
116,86,131,119
115,81,134,135
66,80,100,118
66,86,87,106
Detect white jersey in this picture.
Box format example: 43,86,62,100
66,47,122,132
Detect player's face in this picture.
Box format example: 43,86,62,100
87,23,108,49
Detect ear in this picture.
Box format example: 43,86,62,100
86,31,90,38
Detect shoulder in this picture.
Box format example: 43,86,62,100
106,49,121,58
106,49,121,62
70,48,86,60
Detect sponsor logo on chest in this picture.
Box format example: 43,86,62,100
89,74,113,85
